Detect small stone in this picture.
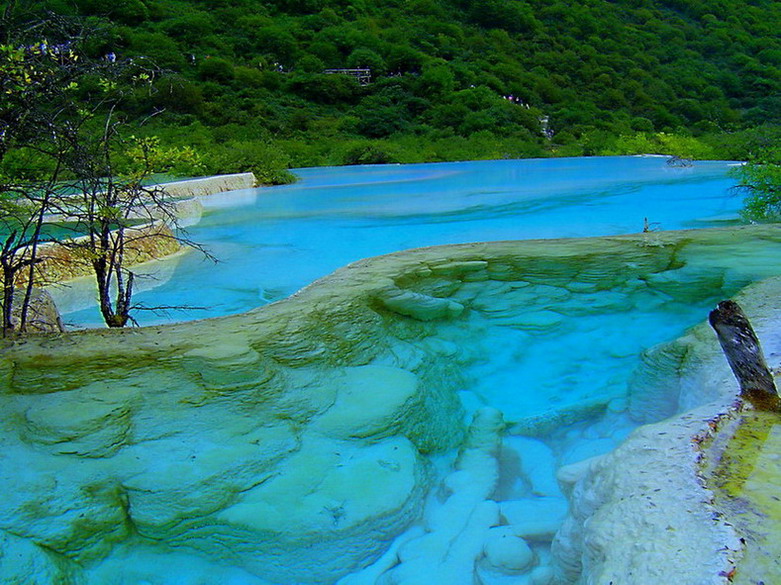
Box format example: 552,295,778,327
501,436,562,498
556,458,598,494
376,287,464,321
483,526,534,573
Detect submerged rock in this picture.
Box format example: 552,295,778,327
3,225,781,583
499,497,568,541
381,408,505,585
482,525,535,573
210,435,427,582
375,286,465,321
499,436,562,498
551,273,781,585
313,365,421,440
0,530,84,585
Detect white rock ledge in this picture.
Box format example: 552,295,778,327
2,225,781,584
552,273,781,585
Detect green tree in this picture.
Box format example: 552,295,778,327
198,57,235,82
0,6,211,330
57,126,209,327
346,48,385,77
75,0,149,25
0,12,91,333
733,148,781,221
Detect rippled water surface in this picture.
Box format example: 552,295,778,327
25,156,781,584
59,156,742,327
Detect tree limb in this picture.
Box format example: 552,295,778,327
709,300,780,411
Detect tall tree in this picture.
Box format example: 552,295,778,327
0,5,83,334
0,3,210,331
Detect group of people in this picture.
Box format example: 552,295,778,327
503,94,531,108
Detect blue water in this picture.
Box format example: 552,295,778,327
41,157,766,583
59,156,743,327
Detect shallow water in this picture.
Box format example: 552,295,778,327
57,156,742,327
26,157,777,584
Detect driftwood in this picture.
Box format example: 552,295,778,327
709,300,780,411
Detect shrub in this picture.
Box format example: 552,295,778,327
211,141,296,185
198,58,235,83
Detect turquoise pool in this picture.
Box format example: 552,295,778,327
58,156,743,327
9,156,781,584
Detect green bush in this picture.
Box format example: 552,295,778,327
286,73,360,104
346,48,385,76
732,148,781,221
338,141,399,165
253,26,298,63
210,141,296,185
76,0,149,25
126,31,186,70
153,77,203,114
296,55,325,73
198,58,235,82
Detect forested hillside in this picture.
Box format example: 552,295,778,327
8,0,781,177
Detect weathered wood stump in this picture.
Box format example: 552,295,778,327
709,300,780,411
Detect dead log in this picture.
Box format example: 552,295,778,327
708,300,780,411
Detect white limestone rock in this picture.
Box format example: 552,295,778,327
336,527,426,585
0,530,85,585
84,545,272,585
180,343,273,392
208,435,428,583
429,260,489,277
499,436,562,498
376,287,464,321
121,423,299,539
313,365,420,440
482,525,535,573
379,408,505,585
463,407,505,454
556,456,602,498
551,405,743,585
390,500,499,585
560,437,617,466
529,564,556,585
499,497,569,541
159,172,257,198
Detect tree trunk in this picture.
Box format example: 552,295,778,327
1,264,15,335
93,256,117,327
709,300,780,411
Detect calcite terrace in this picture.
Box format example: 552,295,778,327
2,224,781,584
554,270,781,585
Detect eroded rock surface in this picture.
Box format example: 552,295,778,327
3,225,781,584
553,272,781,585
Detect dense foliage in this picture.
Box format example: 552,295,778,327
4,0,781,174
0,9,213,331
732,140,781,222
